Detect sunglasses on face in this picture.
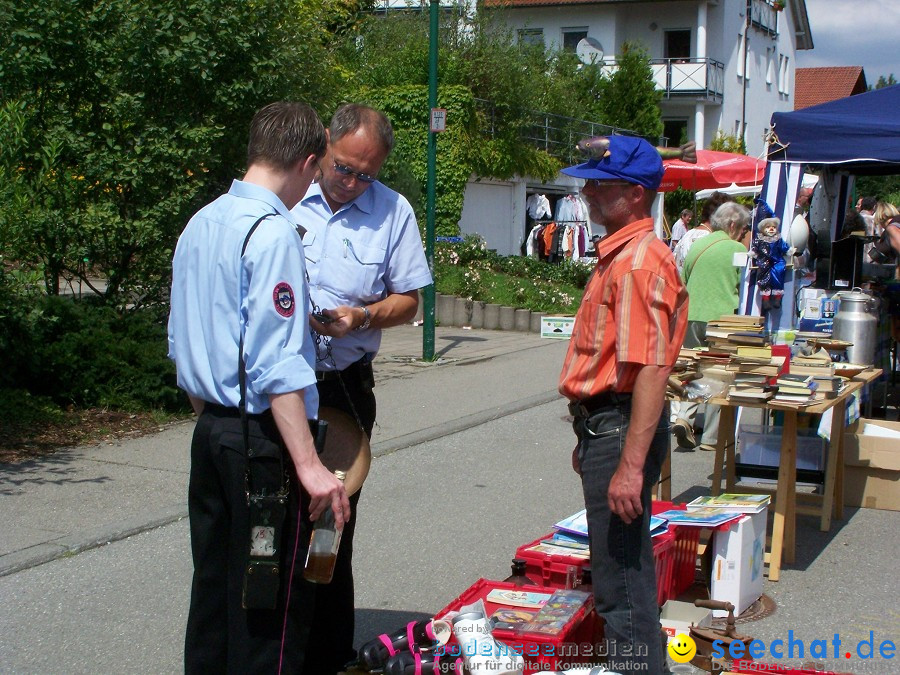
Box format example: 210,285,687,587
332,161,377,184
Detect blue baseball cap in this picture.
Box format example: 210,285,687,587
562,136,664,190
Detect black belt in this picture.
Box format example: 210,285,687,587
204,402,271,420
316,358,372,382
568,391,632,418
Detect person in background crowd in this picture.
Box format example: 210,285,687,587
291,103,433,674
672,191,736,274
559,135,687,675
671,203,751,452
168,102,349,673
670,208,693,249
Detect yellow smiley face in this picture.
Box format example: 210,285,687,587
667,633,697,663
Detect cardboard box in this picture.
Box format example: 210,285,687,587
541,316,575,339
709,510,767,617
737,424,825,473
842,418,900,511
659,600,712,643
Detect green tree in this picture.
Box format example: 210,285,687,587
871,74,897,90
0,0,341,306
595,42,663,140
708,130,747,155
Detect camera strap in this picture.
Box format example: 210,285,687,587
238,213,291,609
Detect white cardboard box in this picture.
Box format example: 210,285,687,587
541,316,575,339
659,600,712,643
710,509,767,617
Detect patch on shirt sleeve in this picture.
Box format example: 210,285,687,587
273,282,295,317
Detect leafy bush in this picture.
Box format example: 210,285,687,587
2,295,185,412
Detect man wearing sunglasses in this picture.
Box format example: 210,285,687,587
291,103,432,674
559,136,687,675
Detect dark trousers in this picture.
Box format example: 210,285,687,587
302,361,376,675
573,400,670,675
185,406,316,674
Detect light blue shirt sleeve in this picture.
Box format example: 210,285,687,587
241,218,319,413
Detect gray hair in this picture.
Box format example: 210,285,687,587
330,103,394,155
711,202,750,233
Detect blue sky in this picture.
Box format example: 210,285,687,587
795,0,899,83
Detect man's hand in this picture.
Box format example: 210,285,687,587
571,444,581,476
310,305,365,339
608,464,644,524
294,454,351,529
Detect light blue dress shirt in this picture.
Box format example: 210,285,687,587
291,181,433,371
168,180,319,416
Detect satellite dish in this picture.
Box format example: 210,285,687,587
576,37,604,65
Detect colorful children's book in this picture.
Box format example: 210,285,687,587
686,494,770,513
485,588,553,609
520,589,591,636
553,509,589,537
655,508,741,527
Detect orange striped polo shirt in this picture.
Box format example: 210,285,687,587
559,217,688,402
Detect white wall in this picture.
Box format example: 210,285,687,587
459,174,586,256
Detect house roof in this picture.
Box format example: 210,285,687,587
794,67,868,110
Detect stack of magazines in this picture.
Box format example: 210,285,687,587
655,493,770,527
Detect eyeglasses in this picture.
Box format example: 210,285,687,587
332,160,377,184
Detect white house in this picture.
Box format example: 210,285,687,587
485,0,813,157
455,0,813,256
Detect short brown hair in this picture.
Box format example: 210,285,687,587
247,102,326,171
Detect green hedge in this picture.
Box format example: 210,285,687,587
0,294,185,414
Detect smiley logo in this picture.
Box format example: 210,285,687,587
668,633,697,663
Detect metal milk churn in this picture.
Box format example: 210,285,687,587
831,289,878,365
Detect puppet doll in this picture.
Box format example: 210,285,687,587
750,217,796,311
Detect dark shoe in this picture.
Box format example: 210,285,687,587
672,419,696,449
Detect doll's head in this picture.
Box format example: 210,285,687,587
758,217,781,238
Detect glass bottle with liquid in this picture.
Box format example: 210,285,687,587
303,470,346,584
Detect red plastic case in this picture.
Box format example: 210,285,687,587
434,578,600,674
652,500,702,598
514,528,681,607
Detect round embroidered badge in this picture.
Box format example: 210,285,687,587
273,282,295,317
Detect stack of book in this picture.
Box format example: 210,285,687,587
812,375,845,399
773,373,821,404
726,353,786,378
789,353,835,377
704,315,767,353
727,372,775,403
686,493,771,514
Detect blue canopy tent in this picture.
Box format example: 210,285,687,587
740,84,900,327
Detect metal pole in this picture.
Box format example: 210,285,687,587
423,0,438,361
741,0,750,149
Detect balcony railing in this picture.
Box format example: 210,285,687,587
750,0,780,36
596,58,725,102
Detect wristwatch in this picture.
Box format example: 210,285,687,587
356,306,371,331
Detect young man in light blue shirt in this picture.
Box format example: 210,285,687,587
168,102,350,673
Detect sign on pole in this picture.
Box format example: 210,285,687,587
430,108,447,133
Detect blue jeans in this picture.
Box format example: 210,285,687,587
574,400,669,675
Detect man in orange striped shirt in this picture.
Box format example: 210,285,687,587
559,136,688,674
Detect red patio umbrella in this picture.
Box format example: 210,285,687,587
658,150,766,193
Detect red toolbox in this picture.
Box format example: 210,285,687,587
434,578,600,674
652,500,702,598
515,529,681,607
